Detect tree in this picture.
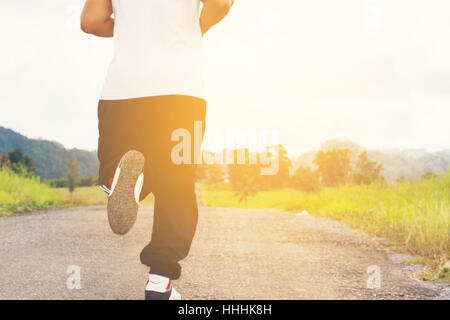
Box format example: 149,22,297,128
226,148,260,206
79,176,97,187
351,152,384,184
233,174,258,208
49,178,68,188
259,144,292,189
228,148,260,188
0,154,10,169
7,148,37,177
291,166,320,192
315,149,352,186
199,151,225,184
67,156,80,201
206,164,224,184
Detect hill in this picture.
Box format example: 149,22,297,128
292,139,450,181
0,126,98,179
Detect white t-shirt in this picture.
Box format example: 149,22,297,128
100,0,204,100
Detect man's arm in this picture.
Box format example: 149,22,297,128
80,0,114,37
200,0,234,35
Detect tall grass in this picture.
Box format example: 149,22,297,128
0,169,155,216
201,173,450,264
0,169,67,216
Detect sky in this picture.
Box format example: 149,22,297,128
1,0,450,155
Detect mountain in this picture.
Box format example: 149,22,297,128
0,126,98,179
292,139,450,181
2,127,448,182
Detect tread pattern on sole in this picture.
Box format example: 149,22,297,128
107,150,145,235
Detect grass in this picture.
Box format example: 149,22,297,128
437,266,450,283
201,173,450,280
0,169,154,217
54,186,155,206
0,170,68,216
401,257,450,282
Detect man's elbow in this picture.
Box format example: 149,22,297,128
80,19,93,34
80,18,100,34
211,0,233,15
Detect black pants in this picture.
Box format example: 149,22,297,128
97,95,206,279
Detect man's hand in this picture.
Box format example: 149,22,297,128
81,0,114,37
200,0,234,36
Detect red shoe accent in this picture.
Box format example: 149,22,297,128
147,279,171,291
109,177,114,188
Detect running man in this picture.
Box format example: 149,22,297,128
81,0,233,300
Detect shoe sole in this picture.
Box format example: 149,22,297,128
107,150,144,235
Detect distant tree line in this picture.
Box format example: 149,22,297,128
0,148,37,178
48,176,97,188
195,145,388,205
0,148,97,189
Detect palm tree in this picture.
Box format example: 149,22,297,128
233,174,258,208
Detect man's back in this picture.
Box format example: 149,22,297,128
101,0,204,100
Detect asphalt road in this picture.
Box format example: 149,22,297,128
0,206,448,300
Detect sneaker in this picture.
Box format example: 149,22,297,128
106,150,145,235
145,274,181,300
